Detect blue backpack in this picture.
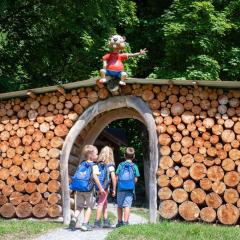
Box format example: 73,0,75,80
95,163,113,191
69,161,95,192
118,162,135,191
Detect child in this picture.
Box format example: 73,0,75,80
94,146,117,228
115,147,140,227
69,145,105,231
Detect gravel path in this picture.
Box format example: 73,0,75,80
33,204,147,240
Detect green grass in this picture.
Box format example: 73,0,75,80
89,209,116,224
0,218,61,240
107,220,240,240
131,207,149,222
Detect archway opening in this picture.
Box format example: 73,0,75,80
60,96,158,224
94,118,149,208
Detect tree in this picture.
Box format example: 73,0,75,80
0,0,138,92
148,0,239,81
0,0,239,93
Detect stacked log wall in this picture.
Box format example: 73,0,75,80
0,81,239,224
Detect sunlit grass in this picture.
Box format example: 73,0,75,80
0,218,61,240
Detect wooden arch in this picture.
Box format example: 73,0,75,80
60,96,159,224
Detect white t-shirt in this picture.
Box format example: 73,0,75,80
92,164,100,175
108,165,115,173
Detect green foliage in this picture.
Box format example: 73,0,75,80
222,47,240,79
0,0,138,92
0,0,239,93
156,0,237,80
186,55,220,80
108,119,144,162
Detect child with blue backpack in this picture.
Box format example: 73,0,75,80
94,146,116,228
116,147,140,227
69,145,105,231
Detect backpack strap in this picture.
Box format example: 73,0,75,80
122,161,134,169
85,161,96,184
99,162,109,188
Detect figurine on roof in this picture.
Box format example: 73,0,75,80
99,35,147,86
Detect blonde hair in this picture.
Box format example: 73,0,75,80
98,146,115,165
82,145,98,159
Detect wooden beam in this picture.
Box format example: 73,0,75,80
0,77,239,100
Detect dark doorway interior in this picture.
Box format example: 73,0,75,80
94,119,149,208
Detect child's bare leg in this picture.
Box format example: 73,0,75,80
124,207,130,223
119,71,127,85
117,207,123,222
74,208,83,218
83,207,92,224
103,202,108,220
96,204,103,221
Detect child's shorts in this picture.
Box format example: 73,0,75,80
117,191,134,208
103,69,122,79
77,191,95,209
97,189,108,206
